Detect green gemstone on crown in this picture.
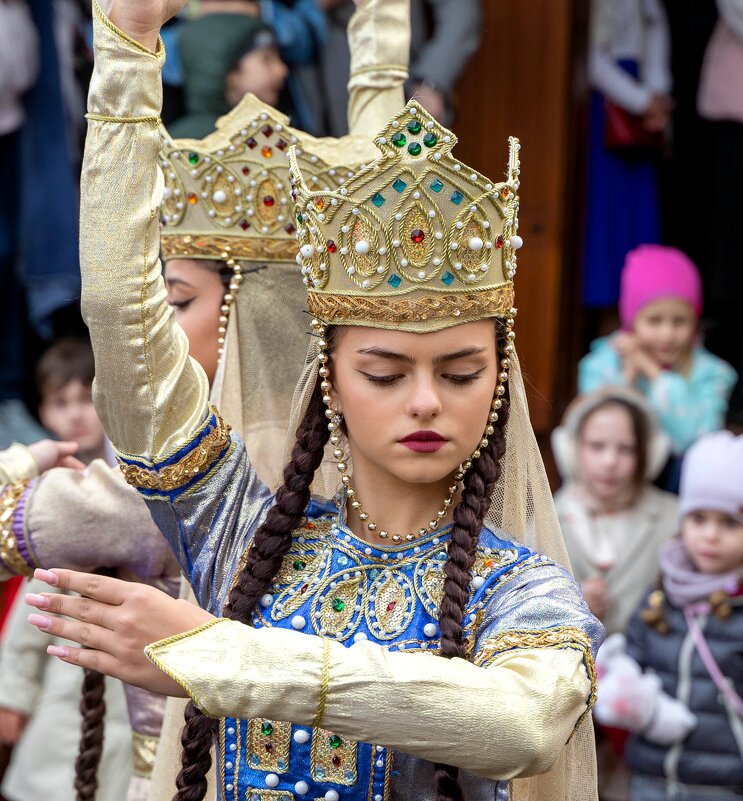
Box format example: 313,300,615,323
332,598,345,612
430,179,444,193
188,152,199,165
328,734,343,749
423,133,438,148
372,192,386,207
391,132,406,147
441,271,455,285
388,274,402,288
293,559,306,570
408,142,422,157
261,722,273,736
450,191,464,205
392,178,407,193
407,120,422,135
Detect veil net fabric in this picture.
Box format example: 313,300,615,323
285,331,598,801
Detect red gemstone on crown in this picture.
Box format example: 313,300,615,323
263,195,275,207
332,756,342,767
262,125,273,138
246,137,258,149
276,138,288,151
496,235,504,249
386,601,397,613
242,166,251,176
239,219,250,231
265,743,274,753
327,240,337,253
410,229,425,243
300,583,309,594
284,222,296,234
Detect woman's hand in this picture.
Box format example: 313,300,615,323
101,0,187,50
28,439,86,473
25,568,214,696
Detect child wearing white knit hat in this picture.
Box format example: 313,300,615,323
594,430,743,801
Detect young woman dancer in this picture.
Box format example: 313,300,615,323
25,0,604,798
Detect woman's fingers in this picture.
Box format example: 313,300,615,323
45,644,126,681
25,591,114,630
27,611,116,653
34,568,129,605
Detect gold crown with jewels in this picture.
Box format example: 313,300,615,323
158,94,377,262
288,101,522,332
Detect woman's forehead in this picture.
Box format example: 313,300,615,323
334,320,496,357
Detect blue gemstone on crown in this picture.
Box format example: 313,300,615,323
430,179,444,193
451,191,464,205
393,178,407,193
441,271,455,285
372,192,386,207
388,274,402,288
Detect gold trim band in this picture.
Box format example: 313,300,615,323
161,233,298,263
118,411,231,492
307,284,515,325
132,732,160,778
0,482,32,577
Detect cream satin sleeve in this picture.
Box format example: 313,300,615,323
146,560,600,781
80,4,209,460
0,458,178,580
346,0,410,136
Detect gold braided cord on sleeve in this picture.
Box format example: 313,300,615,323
474,627,597,734
350,63,409,77
132,732,160,778
86,112,161,124
313,637,331,728
0,482,33,577
307,284,515,327
117,410,231,492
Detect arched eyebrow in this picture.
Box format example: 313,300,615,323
355,346,487,365
164,276,195,289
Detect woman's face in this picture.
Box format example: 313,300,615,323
576,404,638,506
164,259,225,385
329,320,498,488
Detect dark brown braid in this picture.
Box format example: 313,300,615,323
74,668,106,801
172,374,330,801
434,327,511,801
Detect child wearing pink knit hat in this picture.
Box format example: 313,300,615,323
579,245,736,489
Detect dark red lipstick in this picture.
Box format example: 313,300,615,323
399,430,448,453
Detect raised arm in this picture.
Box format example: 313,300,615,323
346,0,410,135
80,0,208,462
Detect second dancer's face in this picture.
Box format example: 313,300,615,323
329,321,499,488
164,259,225,385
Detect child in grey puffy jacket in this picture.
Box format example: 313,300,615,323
595,431,743,801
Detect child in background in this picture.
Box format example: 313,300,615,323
168,14,288,139
0,337,131,801
595,431,743,801
36,338,107,463
553,387,678,636
579,245,737,489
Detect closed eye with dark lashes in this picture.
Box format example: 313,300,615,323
356,367,486,387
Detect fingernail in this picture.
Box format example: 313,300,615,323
47,645,68,658
34,568,59,586
27,613,51,629
25,593,49,608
